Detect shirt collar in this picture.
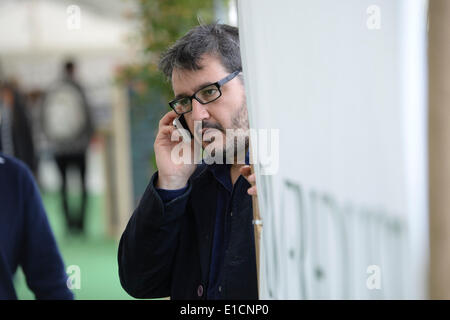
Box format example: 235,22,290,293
204,149,250,193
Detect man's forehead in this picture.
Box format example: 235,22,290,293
171,55,227,95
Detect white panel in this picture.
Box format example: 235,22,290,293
238,0,428,299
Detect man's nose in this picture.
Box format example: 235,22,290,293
191,98,210,121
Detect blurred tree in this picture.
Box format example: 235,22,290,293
118,0,216,100
116,0,222,204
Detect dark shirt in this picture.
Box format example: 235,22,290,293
0,154,73,300
155,151,250,300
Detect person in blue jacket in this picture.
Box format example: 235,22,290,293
0,153,73,300
118,23,258,300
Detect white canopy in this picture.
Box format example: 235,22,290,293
0,0,135,54
0,0,138,92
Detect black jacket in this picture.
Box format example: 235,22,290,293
0,90,37,175
118,164,258,299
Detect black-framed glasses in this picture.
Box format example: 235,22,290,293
169,70,241,115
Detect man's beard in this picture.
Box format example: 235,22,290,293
201,102,249,165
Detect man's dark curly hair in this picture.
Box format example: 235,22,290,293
159,23,242,80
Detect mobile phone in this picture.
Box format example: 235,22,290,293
173,115,192,141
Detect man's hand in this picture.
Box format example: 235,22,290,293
240,165,257,196
154,111,196,190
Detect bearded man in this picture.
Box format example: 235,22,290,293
118,23,258,300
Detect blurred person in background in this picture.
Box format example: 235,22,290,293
41,60,94,235
0,153,74,300
0,81,38,176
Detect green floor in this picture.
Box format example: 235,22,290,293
14,191,135,300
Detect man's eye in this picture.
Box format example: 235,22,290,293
203,89,217,96
178,98,190,106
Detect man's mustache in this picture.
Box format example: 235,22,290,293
195,121,225,135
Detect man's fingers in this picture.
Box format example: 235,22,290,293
159,110,179,128
247,185,257,196
240,166,256,195
240,165,252,177
158,125,176,138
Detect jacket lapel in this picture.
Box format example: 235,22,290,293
191,169,218,283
